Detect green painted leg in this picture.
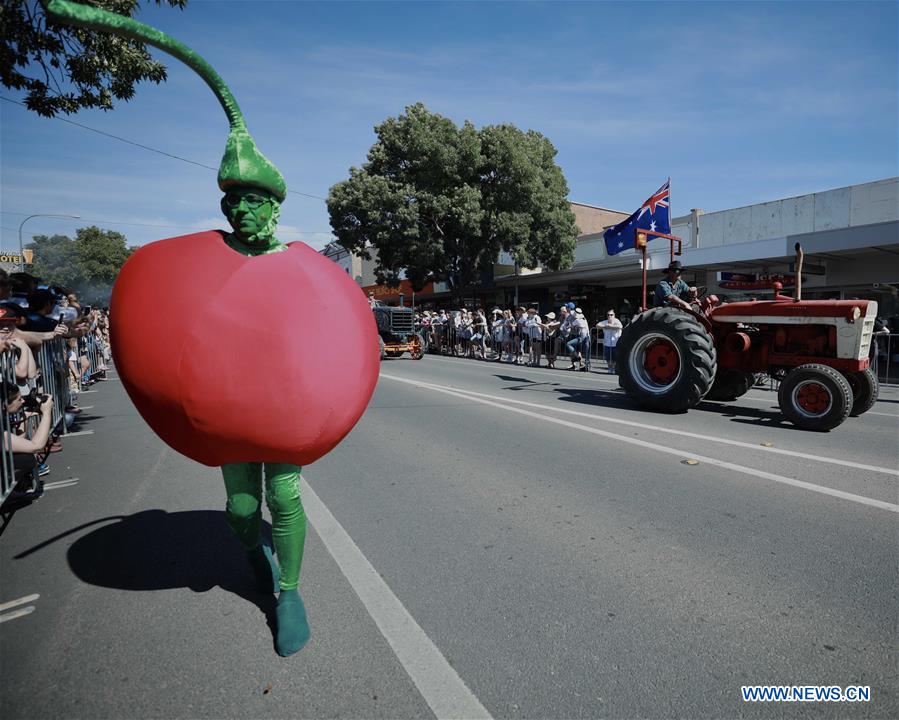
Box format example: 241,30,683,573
264,464,309,655
222,462,279,593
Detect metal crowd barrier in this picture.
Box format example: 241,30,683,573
422,320,608,371
871,333,898,386
1,349,17,507
1,337,75,508
37,338,73,433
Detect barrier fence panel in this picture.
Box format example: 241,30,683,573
1,338,75,508
37,338,72,434
1,350,16,506
872,334,898,386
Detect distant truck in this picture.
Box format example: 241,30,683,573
372,305,424,360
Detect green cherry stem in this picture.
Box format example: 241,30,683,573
43,0,247,133
43,0,287,201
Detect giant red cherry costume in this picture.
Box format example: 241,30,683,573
111,231,379,467
47,0,379,658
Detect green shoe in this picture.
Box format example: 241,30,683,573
247,542,280,594
275,589,310,656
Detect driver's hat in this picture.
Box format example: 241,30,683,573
666,260,684,274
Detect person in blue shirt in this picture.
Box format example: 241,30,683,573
654,261,694,311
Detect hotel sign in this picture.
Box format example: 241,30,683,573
0,249,33,264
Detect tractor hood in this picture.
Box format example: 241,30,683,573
710,299,873,323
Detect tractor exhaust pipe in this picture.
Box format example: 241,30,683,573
794,242,803,302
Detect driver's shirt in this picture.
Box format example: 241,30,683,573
654,278,691,307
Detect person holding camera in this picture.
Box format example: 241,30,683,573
0,309,38,385
1,380,55,456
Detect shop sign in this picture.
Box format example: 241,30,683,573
0,249,33,264
362,279,434,302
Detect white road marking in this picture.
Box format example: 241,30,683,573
0,594,39,613
79,390,98,394
62,430,94,437
77,406,94,410
0,606,35,623
381,374,899,514
301,477,492,720
42,478,79,491
420,355,899,418
387,375,898,478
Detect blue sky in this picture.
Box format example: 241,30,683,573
2,0,897,252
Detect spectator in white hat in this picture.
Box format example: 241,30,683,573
596,309,623,373
525,307,543,366
540,311,560,368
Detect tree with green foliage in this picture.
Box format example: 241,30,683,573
28,225,134,302
1,0,187,117
327,103,578,300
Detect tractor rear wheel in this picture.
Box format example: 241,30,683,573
844,367,878,416
705,369,754,401
778,363,852,431
617,308,717,412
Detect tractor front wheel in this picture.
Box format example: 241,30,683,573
617,308,717,412
844,367,878,416
411,337,425,360
778,364,852,431
705,369,754,402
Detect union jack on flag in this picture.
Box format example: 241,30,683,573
603,179,671,256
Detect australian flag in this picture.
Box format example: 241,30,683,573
603,180,671,256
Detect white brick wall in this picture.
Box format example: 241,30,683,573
850,178,899,226
696,178,897,247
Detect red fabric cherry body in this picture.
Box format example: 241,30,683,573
110,231,379,467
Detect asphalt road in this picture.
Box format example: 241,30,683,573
1,356,896,719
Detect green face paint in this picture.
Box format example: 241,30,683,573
221,187,281,249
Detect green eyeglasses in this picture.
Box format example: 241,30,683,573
224,192,270,209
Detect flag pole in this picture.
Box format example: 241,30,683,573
641,242,648,311
668,176,674,262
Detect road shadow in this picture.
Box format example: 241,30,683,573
493,374,562,391
14,509,277,649
554,387,651,412
553,387,806,429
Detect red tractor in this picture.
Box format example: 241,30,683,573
617,243,878,431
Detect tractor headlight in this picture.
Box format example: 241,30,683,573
851,306,861,321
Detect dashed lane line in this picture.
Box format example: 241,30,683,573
302,477,493,720
384,375,898,478
42,478,79,491
380,373,899,514
0,606,36,623
0,594,39,612
0,594,39,624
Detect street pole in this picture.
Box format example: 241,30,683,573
514,262,519,308
17,214,81,271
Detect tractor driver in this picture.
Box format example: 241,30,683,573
654,261,695,311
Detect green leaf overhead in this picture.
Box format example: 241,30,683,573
2,1,187,117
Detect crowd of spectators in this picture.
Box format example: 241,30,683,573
414,302,624,372
0,269,111,507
